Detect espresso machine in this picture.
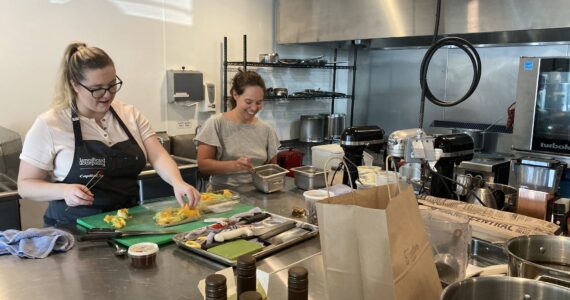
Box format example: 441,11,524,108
339,126,385,187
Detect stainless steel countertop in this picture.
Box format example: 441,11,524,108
0,177,320,300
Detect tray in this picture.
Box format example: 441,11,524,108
173,213,319,266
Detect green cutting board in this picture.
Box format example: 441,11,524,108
76,197,255,247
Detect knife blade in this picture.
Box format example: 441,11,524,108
77,228,179,242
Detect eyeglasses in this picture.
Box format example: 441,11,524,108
77,76,123,99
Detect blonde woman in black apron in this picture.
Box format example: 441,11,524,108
17,42,200,227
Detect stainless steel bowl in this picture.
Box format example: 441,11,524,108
441,276,570,300
505,235,570,286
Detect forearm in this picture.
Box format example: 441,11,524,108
152,155,186,186
198,158,241,175
18,179,68,202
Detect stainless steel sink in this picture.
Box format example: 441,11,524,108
138,155,198,203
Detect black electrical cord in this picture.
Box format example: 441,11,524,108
418,0,482,128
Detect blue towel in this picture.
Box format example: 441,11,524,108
0,228,75,259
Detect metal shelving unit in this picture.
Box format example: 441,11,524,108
222,35,358,126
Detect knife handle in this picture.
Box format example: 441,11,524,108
239,213,271,224
86,228,117,233
76,232,122,242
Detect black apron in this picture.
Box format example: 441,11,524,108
44,107,146,227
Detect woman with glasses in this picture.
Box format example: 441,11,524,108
194,70,280,189
17,42,200,227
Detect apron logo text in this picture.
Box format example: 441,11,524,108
79,157,106,168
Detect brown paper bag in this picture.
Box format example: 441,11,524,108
316,184,442,300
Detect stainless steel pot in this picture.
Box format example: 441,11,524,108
322,113,346,140
441,277,570,300
299,115,325,143
259,53,279,64
505,235,570,286
455,174,483,196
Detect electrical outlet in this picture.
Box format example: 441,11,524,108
177,120,195,129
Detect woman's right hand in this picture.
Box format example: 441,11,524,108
63,184,94,207
235,156,253,172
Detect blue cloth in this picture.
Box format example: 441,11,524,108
0,228,75,259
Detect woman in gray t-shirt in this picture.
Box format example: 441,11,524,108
194,70,280,187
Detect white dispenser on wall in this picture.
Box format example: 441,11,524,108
166,69,204,103
201,82,216,112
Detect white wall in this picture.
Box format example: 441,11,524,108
0,0,275,228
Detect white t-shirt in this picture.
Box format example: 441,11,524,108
20,100,155,182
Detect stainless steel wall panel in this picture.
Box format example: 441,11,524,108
277,0,436,44
277,0,570,46
362,44,570,135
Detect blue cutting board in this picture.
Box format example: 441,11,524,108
76,197,255,247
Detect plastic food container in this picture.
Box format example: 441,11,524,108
311,144,344,170
128,242,159,268
303,190,334,225
291,166,327,190
251,164,288,193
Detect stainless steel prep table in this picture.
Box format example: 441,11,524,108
0,178,320,300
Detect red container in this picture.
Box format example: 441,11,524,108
277,148,304,177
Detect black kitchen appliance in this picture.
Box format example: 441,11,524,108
340,126,385,187
430,133,475,199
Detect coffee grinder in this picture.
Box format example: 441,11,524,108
339,126,385,187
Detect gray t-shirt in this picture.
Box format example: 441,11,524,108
194,114,281,186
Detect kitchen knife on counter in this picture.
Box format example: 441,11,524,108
77,228,179,241
236,212,271,225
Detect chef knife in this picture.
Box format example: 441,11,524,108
236,212,271,225
77,228,179,242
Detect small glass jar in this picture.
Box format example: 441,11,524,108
128,242,159,268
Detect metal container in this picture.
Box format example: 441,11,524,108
299,115,325,143
252,164,289,193
290,166,326,190
509,157,565,193
322,113,346,140
455,174,484,196
441,277,570,300
505,235,570,286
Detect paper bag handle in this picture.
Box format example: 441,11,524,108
385,155,402,199
323,156,354,197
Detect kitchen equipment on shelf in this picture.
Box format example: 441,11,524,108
251,164,289,193
289,89,346,99
505,235,570,286
299,115,326,143
266,87,288,98
276,148,304,177
0,126,22,180
441,276,570,300
340,126,385,187
322,113,346,140
259,53,279,64
291,166,327,191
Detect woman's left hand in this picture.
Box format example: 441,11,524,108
173,181,200,208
